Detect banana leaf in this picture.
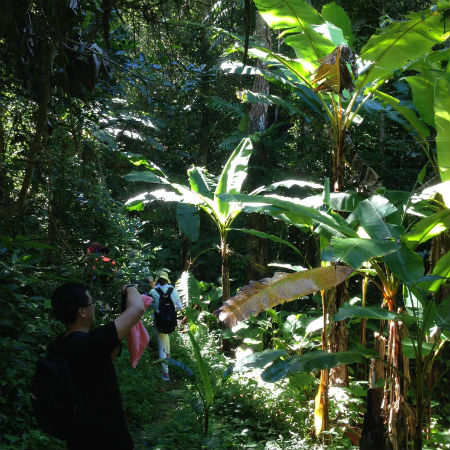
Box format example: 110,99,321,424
322,237,400,268
235,349,287,371
358,7,449,89
215,137,253,221
321,2,354,46
176,204,199,243
403,208,450,249
435,73,450,182
219,193,357,237
218,265,353,327
419,251,450,293
333,302,417,326
261,349,376,382
188,166,213,196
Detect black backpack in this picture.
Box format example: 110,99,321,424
154,287,177,334
30,332,85,440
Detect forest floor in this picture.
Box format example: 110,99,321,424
121,333,206,450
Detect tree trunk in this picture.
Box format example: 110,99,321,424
328,283,349,386
0,42,52,220
245,11,271,282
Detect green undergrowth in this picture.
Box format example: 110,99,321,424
116,324,359,450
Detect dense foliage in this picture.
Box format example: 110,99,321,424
1,0,449,449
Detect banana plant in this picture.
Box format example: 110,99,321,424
220,0,449,190
125,138,329,301
125,137,254,300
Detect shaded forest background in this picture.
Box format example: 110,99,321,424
1,0,449,449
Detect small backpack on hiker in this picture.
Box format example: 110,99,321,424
30,332,85,440
154,287,177,334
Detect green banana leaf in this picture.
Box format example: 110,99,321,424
176,203,199,243
188,166,213,196
219,193,357,237
321,2,354,47
402,338,434,359
358,7,449,88
322,237,400,268
235,349,288,371
124,170,166,184
261,349,376,382
435,73,450,182
419,251,450,293
357,198,398,240
373,90,430,142
333,302,417,326
403,208,450,249
383,242,425,283
215,137,253,221
403,284,437,332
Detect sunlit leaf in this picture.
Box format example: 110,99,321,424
176,271,202,307
435,73,450,182
358,8,449,88
403,208,450,249
188,166,213,196
321,2,354,46
402,338,434,359
215,137,253,220
124,170,166,184
219,193,357,237
419,251,450,293
218,266,353,327
188,331,214,407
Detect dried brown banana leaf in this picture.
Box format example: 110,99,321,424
218,265,353,327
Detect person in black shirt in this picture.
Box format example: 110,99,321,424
50,282,145,450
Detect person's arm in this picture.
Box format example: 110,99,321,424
171,288,183,311
114,285,145,340
150,288,159,313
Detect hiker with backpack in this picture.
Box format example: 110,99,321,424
31,282,145,450
149,271,182,381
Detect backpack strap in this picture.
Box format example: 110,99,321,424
156,286,174,299
52,332,86,358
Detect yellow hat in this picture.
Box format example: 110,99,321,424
156,271,171,283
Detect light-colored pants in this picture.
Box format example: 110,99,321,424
153,326,170,374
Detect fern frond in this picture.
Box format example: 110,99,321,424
207,96,246,119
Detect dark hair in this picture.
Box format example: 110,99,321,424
157,278,167,285
51,283,89,325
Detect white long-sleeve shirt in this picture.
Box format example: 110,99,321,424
150,284,182,313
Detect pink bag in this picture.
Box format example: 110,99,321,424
126,294,153,368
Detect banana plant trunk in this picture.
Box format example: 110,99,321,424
221,234,230,302
245,11,270,282
383,291,410,450
329,107,350,387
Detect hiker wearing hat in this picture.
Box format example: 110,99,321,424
149,271,182,381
